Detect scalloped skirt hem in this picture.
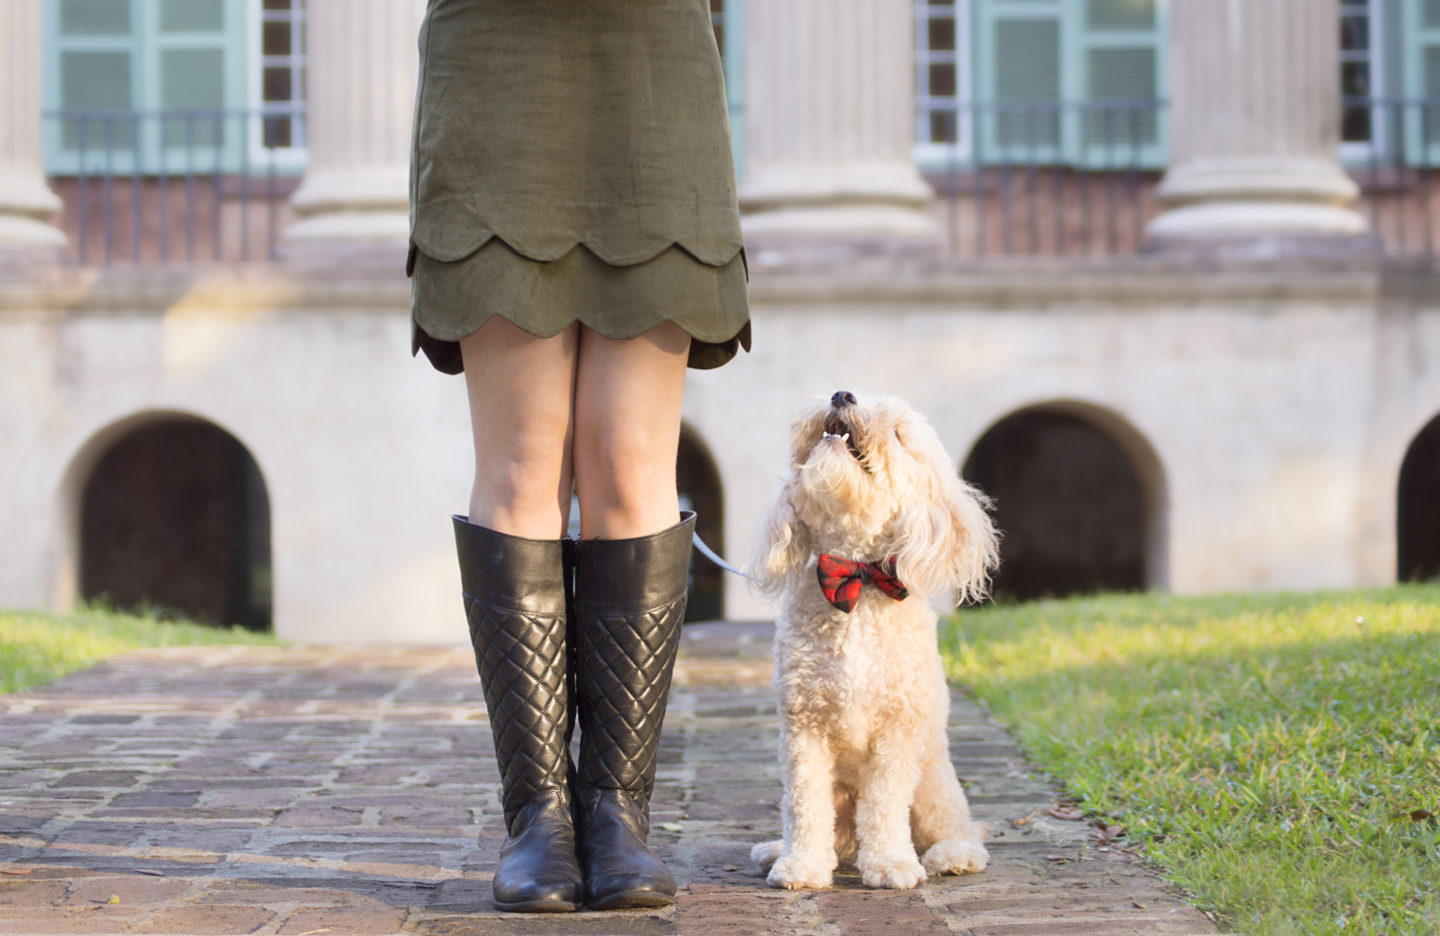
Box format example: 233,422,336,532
409,237,751,374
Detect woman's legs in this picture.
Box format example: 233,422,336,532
456,317,584,913
572,321,690,538
570,322,694,909
461,316,580,539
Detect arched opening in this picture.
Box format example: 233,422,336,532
962,404,1165,602
1398,414,1440,583
678,425,725,622
79,416,272,630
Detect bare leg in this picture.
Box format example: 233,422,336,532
572,322,690,538
459,317,579,539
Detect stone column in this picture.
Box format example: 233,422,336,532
0,0,66,252
1147,0,1367,247
740,0,938,258
283,0,424,254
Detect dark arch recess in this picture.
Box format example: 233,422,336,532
1398,414,1440,583
962,407,1159,602
677,424,725,622
80,417,272,630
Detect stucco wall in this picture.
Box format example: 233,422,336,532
3,262,1438,641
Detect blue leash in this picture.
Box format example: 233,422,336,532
693,532,760,582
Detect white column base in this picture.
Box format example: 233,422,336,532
283,167,409,249
0,214,67,249
0,175,66,249
742,203,939,239
1148,202,1369,241
282,211,411,244
740,164,940,262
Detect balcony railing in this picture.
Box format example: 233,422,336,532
43,107,306,266
925,97,1440,261
921,99,1165,259
38,100,1440,267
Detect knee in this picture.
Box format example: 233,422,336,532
473,419,570,508
574,426,676,510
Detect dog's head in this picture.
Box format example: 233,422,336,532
753,391,999,604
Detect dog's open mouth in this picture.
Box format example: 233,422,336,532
822,413,864,462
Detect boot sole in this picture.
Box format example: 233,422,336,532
492,897,580,913
587,890,677,911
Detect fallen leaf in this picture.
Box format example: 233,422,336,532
1,869,32,875
1409,809,1436,822
106,895,121,905
1046,807,1085,821
1131,899,1147,909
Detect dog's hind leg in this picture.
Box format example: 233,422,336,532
911,736,988,876
833,785,858,869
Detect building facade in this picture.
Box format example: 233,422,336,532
2,0,1438,641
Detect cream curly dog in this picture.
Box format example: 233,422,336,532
749,391,1000,890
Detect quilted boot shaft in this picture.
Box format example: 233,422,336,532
573,511,695,909
455,516,575,832
574,511,695,807
454,516,583,913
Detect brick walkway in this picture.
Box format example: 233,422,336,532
0,622,1217,935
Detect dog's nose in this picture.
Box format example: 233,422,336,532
831,390,857,408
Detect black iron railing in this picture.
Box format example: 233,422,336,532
921,99,1166,259
41,100,1440,267
43,107,306,266
924,97,1440,261
1343,96,1440,259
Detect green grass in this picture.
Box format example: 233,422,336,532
0,605,277,695
941,586,1440,936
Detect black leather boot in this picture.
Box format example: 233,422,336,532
573,511,696,910
454,517,583,913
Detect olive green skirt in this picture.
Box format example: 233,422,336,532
406,0,751,374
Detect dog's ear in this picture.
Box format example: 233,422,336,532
748,472,811,601
892,433,999,604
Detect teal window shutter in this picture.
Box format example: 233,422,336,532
714,0,746,180
148,0,246,172
1402,0,1440,165
46,0,142,173
1077,0,1165,168
976,0,1066,162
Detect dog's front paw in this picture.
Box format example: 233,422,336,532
921,836,989,876
857,853,927,890
766,852,835,890
750,839,783,870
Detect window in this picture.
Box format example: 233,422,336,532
916,0,973,164
1340,0,1381,160
710,0,746,177
247,0,305,169
44,0,247,175
929,0,1167,169
1401,0,1440,162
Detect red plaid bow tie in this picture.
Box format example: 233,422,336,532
816,554,909,613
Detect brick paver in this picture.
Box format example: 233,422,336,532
0,623,1217,935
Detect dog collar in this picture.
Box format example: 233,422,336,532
816,554,909,613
